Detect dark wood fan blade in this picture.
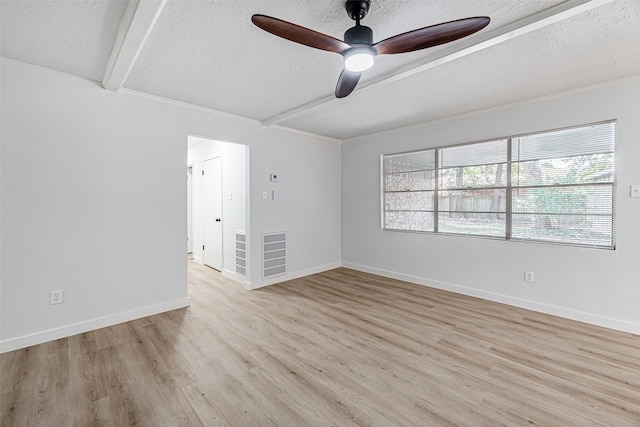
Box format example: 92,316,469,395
373,17,490,55
252,14,351,54
335,69,362,98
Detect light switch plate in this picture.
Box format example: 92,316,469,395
631,185,640,198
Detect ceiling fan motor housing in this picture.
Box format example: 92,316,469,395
345,0,370,21
344,24,373,45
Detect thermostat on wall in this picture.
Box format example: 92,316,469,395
270,173,278,182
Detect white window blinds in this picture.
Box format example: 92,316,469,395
438,139,508,237
383,150,435,232
511,121,615,247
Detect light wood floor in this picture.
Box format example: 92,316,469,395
2,261,640,426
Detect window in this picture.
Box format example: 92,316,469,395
510,123,615,247
438,139,508,237
382,121,615,249
383,150,435,232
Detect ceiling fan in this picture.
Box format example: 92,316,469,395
252,0,490,98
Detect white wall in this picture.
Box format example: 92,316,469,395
247,132,343,287
342,76,640,334
0,60,342,351
187,138,247,281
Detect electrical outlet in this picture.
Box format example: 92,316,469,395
50,290,63,305
524,271,534,283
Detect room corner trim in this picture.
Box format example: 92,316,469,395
221,268,246,284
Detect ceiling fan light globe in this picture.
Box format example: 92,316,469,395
344,51,375,72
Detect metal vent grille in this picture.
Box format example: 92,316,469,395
235,232,246,276
263,232,286,279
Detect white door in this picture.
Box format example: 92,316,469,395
187,166,193,254
203,157,223,270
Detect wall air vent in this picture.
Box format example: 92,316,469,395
235,232,246,276
262,232,286,279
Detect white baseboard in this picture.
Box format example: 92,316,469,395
221,268,247,284
342,262,640,335
245,262,342,290
0,298,191,354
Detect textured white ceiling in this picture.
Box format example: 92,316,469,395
2,0,639,140
0,0,128,81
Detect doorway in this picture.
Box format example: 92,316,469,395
187,136,248,281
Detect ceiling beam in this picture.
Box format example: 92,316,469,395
102,0,166,91
262,0,614,127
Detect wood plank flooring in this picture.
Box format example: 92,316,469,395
2,261,640,426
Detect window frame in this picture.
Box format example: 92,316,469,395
381,120,616,250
